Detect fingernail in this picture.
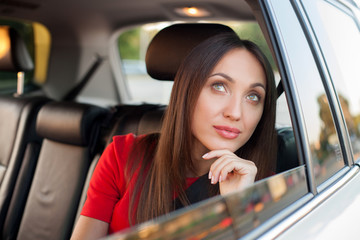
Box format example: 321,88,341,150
219,175,222,183
211,176,215,184
202,153,208,159
208,171,212,179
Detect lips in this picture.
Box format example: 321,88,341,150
213,125,241,139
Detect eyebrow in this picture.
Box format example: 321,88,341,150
209,73,266,90
209,73,235,83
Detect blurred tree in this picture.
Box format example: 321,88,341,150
118,28,140,59
317,94,333,162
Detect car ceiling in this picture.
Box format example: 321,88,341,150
0,0,257,102
0,0,254,30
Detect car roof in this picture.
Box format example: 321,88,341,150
0,0,255,30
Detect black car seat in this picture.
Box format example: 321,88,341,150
0,26,50,235
9,102,108,240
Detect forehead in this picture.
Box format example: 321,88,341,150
211,48,266,87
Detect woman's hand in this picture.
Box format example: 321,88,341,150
203,149,257,195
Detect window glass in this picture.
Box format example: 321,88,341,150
0,18,50,95
107,167,307,239
269,0,345,187
294,50,344,186
0,19,34,94
118,22,173,104
304,0,360,162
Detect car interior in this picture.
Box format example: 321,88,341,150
0,1,303,239
0,20,300,239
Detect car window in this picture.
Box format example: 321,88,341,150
117,22,173,104
267,0,347,189
292,24,345,187
0,18,50,95
302,0,360,163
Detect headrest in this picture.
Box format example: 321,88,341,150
145,23,235,80
36,102,107,146
0,26,34,72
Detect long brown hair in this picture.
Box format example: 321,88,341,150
127,32,277,224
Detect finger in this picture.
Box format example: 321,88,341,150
202,149,235,160
205,150,235,180
209,154,237,183
210,156,235,183
219,160,257,183
209,153,234,173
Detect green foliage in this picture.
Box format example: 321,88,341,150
118,28,141,59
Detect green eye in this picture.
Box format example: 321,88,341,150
213,83,226,92
247,94,260,102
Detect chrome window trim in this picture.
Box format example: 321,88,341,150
260,0,317,195
257,165,359,239
316,166,352,192
291,0,355,167
242,193,314,240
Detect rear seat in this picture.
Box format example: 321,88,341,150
3,102,108,240
0,96,49,233
0,26,52,235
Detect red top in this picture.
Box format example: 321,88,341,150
81,134,199,234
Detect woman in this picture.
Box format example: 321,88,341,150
71,32,277,239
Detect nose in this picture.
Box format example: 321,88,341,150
223,97,241,121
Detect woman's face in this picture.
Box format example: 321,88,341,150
191,48,266,155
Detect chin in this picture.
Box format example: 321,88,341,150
207,140,242,153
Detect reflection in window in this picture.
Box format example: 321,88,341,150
312,0,360,161
304,88,343,186
300,0,348,187
109,167,307,239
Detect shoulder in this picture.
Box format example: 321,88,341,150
112,133,148,153
112,133,137,148
112,133,158,148
111,133,155,164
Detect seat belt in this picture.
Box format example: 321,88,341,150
277,79,284,99
62,54,104,101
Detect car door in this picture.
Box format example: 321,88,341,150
263,0,360,238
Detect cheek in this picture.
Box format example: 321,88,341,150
193,93,220,120
191,93,221,133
